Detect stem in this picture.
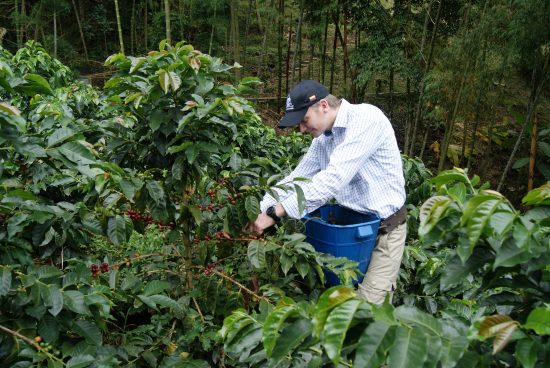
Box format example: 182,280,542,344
212,269,272,304
0,324,63,363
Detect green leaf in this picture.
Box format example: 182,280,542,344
0,266,11,297
146,180,165,205
129,56,146,73
149,294,184,315
388,326,428,368
493,238,533,269
57,141,96,165
354,321,395,368
440,324,468,368
523,307,550,335
515,338,537,368
440,251,492,291
294,184,306,216
220,309,250,339
39,315,60,343
323,299,362,366
63,290,91,315
37,265,64,279
20,73,53,96
47,127,76,147
262,302,299,356
142,280,171,296
522,182,550,206
73,320,102,345
512,157,530,169
430,169,472,190
418,196,453,238
270,319,312,366
107,215,127,246
312,286,356,338
47,284,63,316
464,196,505,249
247,240,266,269
394,306,442,336
66,354,95,368
245,196,260,222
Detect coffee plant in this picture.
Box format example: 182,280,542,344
1,41,548,367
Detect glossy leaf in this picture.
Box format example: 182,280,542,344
312,286,356,338
394,306,442,336
247,240,266,269
523,307,550,335
323,299,362,366
262,303,299,356
515,338,537,368
388,326,428,368
354,321,395,368
107,215,127,246
66,354,95,368
73,320,102,345
418,196,453,238
245,196,260,222
0,266,11,297
269,319,312,366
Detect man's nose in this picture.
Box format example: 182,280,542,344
298,123,307,133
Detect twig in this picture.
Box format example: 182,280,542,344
192,297,205,323
0,324,64,364
212,269,272,304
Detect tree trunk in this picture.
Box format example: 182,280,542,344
321,14,329,85
15,0,21,48
257,0,272,79
285,9,292,94
114,0,125,54
53,10,57,58
209,3,217,55
71,0,88,61
329,6,340,92
243,0,253,67
130,0,136,54
527,116,537,192
291,0,305,85
407,0,442,157
342,1,348,93
389,68,394,120
497,53,549,192
164,0,172,44
145,0,148,50
230,0,241,80
438,58,472,172
277,0,284,112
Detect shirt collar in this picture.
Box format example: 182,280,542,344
332,99,350,129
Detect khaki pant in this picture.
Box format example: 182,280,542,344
357,222,407,304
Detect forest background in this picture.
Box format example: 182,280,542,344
2,0,549,205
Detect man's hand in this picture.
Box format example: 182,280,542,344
246,213,276,234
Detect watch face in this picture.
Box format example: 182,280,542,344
267,206,280,221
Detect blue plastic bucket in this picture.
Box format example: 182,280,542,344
304,204,380,286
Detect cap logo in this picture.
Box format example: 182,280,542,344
285,95,294,111
309,95,316,101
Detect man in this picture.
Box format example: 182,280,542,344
248,80,407,304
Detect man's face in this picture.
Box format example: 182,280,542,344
297,101,330,138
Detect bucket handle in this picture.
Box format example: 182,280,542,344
356,225,374,239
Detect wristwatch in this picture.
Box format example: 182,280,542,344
266,205,281,223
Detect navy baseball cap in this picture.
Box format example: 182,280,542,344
279,80,330,128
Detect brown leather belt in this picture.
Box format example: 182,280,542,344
379,205,407,234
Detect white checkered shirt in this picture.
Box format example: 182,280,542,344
260,99,406,219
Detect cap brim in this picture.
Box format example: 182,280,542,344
278,109,307,128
